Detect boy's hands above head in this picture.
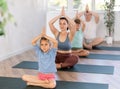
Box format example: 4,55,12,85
75,10,79,19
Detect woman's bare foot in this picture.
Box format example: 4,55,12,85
56,63,62,69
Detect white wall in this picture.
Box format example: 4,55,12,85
0,0,46,61
114,12,120,41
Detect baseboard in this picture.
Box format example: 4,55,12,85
0,45,33,61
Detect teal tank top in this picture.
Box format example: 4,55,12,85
71,29,83,48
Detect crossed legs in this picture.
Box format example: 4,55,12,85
83,37,104,50
22,74,56,88
72,49,89,57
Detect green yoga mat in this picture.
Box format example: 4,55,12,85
81,53,120,61
13,61,114,75
93,46,120,51
0,77,108,89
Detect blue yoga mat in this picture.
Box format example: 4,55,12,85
13,61,114,75
0,77,108,89
81,53,120,61
93,46,120,51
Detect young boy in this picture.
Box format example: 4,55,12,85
72,12,89,56
22,28,58,88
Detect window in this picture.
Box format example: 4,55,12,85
95,0,105,10
48,0,67,10
73,0,92,11
95,0,120,11
114,0,120,11
47,0,120,11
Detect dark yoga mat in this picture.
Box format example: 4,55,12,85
13,61,114,75
81,53,120,61
0,77,108,89
93,46,120,51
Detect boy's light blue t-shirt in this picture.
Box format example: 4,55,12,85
34,45,57,73
71,29,83,48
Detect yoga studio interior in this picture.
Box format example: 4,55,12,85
0,0,120,89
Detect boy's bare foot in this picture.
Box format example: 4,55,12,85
85,44,92,50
